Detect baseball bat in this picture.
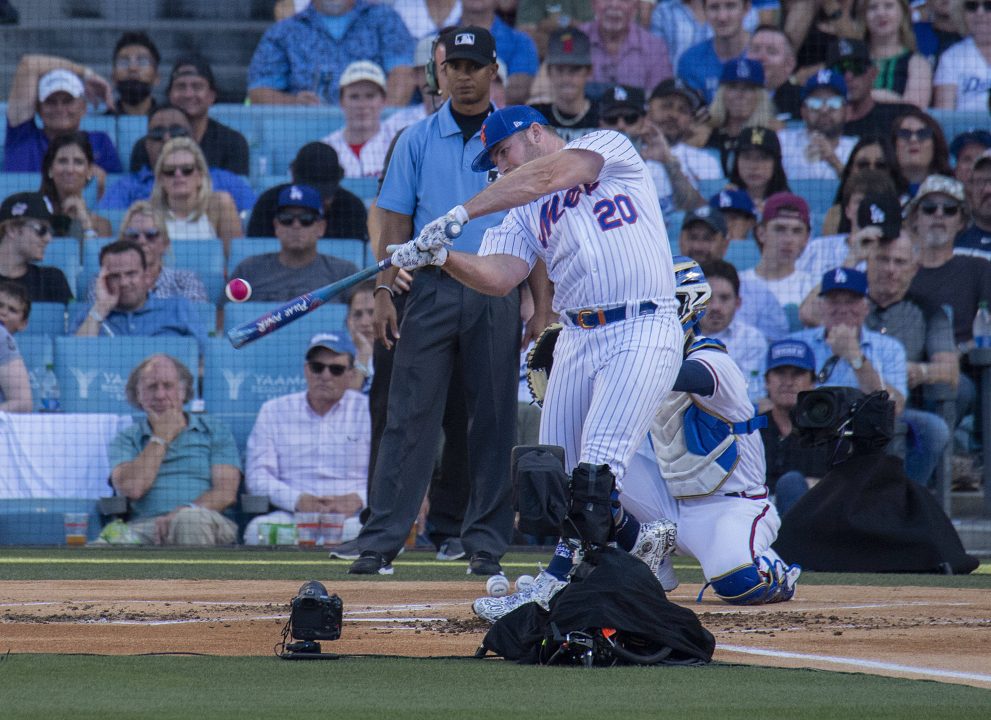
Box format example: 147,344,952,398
226,220,463,349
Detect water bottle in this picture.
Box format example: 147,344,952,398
974,301,991,349
40,363,61,412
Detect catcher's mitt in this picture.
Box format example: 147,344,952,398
526,322,562,407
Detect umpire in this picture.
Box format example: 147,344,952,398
349,27,520,576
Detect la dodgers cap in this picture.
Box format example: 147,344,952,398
471,105,550,172
802,68,847,100
710,189,757,218
600,84,646,116
766,339,816,373
949,129,991,159
819,267,868,297
856,191,902,239
683,205,728,235
720,58,765,87
825,38,870,68
38,69,84,102
277,184,323,215
307,332,357,360
443,26,497,66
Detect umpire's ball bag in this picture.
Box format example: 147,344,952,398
480,546,715,665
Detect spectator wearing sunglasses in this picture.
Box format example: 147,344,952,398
933,0,991,111
107,31,161,117
825,39,914,141
150,137,243,256
779,69,857,182
86,201,207,303
890,109,952,195
596,84,647,141
99,106,256,213
858,0,932,108
956,151,991,262
0,192,72,304
243,332,369,545
228,184,359,304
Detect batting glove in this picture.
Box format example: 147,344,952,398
387,240,448,270
414,205,468,252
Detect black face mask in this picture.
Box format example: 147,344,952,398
117,79,153,106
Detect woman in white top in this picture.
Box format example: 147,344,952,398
933,0,991,110
150,137,241,256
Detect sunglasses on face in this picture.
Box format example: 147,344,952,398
602,113,642,126
24,220,52,237
147,125,191,142
919,201,960,216
275,212,320,227
804,96,845,111
964,0,991,11
831,60,870,77
307,361,349,376
161,164,197,177
895,127,934,142
854,158,888,170
124,227,162,240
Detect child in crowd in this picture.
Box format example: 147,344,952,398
0,280,31,334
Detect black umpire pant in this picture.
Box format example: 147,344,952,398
359,267,520,558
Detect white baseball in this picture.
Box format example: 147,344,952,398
485,574,510,597
515,574,535,592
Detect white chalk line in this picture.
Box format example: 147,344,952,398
97,615,449,627
719,644,991,683
696,601,977,615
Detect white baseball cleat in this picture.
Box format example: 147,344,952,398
472,570,568,623
630,519,677,577
655,555,680,592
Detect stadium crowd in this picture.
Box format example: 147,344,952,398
0,0,989,550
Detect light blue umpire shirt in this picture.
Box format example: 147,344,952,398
377,100,506,256
787,326,908,399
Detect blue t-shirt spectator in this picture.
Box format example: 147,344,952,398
68,296,207,352
486,16,539,77
677,40,744,104
3,119,122,173
247,2,413,105
98,166,257,212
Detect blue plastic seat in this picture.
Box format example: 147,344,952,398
170,240,226,304
54,336,198,414
340,177,379,203
725,239,762,271
228,237,279,274
22,303,67,336
13,334,52,410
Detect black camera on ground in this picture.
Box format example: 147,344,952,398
282,580,343,657
792,387,894,451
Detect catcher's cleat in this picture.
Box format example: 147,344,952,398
472,570,567,623
656,555,680,592
629,519,677,577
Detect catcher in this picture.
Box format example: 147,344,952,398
475,258,801,621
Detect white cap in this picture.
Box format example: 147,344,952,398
414,35,436,68
38,69,85,102
339,60,387,93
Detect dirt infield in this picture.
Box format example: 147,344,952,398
2,580,989,688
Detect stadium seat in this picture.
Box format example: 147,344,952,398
170,240,226,304
14,334,52,411
22,303,67,337
42,238,81,297
191,301,219,336
340,177,379,203
202,335,310,453
0,172,39,197
725,238,761,271
228,237,278,272
54,336,198,414
222,301,348,335
254,106,344,177
665,211,685,256
788,178,839,234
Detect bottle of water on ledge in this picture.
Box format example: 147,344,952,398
40,363,61,412
974,301,991,349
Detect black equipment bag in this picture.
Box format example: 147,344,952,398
513,446,570,537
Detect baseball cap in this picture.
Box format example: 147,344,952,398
443,26,497,66
683,205,728,235
38,69,84,102
949,129,991,159
291,142,344,187
600,84,646,117
546,28,592,66
766,339,816,373
471,105,549,172
710,189,757,218
306,332,356,360
906,174,965,214
650,78,704,113
277,184,323,215
413,35,436,68
720,58,765,87
802,68,847,100
820,267,868,297
0,192,55,224
762,192,810,228
736,125,781,159
825,38,870,68
856,192,902,239
339,60,387,93
972,147,991,171
169,55,216,91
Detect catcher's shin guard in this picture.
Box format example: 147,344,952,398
699,556,802,605
565,463,616,546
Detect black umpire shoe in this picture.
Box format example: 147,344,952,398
348,551,394,575
467,551,502,576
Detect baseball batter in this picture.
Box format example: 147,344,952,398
389,105,683,551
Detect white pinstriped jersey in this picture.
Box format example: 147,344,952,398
681,347,767,496
479,130,675,312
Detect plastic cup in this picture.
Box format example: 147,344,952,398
320,513,346,546
295,512,320,547
64,512,89,546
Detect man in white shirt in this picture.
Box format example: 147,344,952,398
778,69,857,181
322,61,394,178
243,332,371,545
739,192,817,331
700,258,768,402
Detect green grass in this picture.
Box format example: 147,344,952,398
1,547,989,587
2,655,989,720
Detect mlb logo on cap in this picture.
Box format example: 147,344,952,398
819,266,868,296
455,32,475,45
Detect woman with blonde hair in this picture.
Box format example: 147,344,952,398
859,0,932,107
150,137,241,255
700,59,781,176
88,200,208,302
